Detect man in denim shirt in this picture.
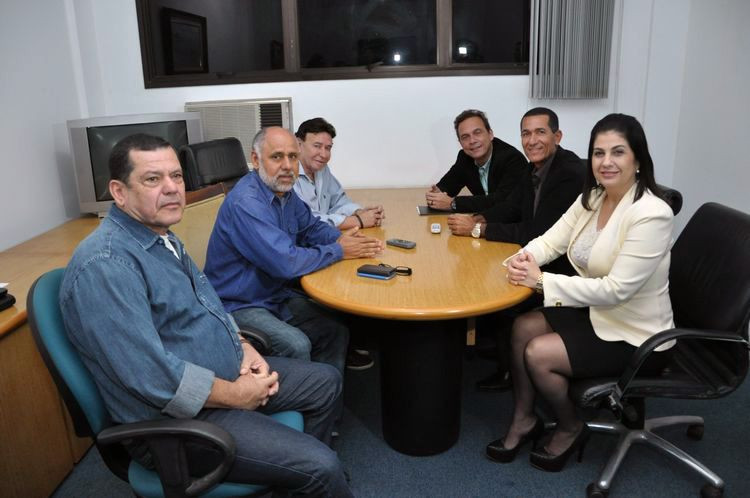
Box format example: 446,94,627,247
205,127,383,376
60,134,352,496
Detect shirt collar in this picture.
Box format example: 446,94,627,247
475,144,493,168
249,168,292,205
107,204,163,250
532,148,557,181
297,161,314,183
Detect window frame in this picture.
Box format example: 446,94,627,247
135,0,530,89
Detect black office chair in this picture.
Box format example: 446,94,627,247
28,268,303,498
569,203,750,498
179,137,249,192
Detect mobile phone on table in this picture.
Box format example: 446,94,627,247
357,264,396,280
386,238,416,249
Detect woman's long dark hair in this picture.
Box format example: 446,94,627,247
581,113,663,210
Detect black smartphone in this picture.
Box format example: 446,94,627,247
357,264,396,280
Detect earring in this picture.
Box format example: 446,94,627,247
636,169,640,176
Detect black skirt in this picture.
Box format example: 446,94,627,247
539,306,671,378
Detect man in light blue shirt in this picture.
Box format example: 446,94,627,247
293,118,384,369
293,117,385,230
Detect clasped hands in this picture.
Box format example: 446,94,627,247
237,341,279,409
355,205,385,227
506,250,541,289
447,213,484,236
425,185,453,211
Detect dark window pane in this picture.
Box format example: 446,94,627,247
144,0,283,77
452,0,529,64
298,0,436,68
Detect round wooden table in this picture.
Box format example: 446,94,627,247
301,188,532,455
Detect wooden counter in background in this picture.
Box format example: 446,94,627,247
0,216,99,498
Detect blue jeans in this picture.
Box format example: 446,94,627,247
232,297,349,376
190,357,352,497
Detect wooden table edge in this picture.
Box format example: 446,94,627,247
300,278,533,321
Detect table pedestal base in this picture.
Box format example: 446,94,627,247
378,319,465,456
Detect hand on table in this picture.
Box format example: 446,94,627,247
356,205,386,227
425,185,453,211
447,214,480,236
338,227,384,259
506,251,541,288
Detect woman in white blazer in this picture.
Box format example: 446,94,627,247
486,114,675,472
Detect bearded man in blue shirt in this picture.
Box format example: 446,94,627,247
60,133,352,496
204,127,383,377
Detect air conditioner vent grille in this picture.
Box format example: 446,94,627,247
260,103,284,128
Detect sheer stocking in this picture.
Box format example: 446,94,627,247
503,311,584,454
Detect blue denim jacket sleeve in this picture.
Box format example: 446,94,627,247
61,256,215,419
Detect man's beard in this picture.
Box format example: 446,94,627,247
257,159,295,193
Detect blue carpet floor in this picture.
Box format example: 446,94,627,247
53,353,750,497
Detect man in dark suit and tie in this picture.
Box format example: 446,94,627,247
425,109,527,213
447,107,585,391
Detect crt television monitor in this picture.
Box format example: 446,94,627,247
67,112,203,215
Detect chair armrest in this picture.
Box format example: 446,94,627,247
607,328,748,412
98,418,236,497
239,327,271,354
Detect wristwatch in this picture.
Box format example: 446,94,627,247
535,273,544,294
471,223,482,238
450,198,457,211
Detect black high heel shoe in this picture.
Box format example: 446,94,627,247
486,418,546,463
529,424,590,472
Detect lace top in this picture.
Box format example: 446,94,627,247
570,208,602,270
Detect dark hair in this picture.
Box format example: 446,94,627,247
295,117,336,140
453,109,491,138
109,133,174,184
581,113,663,210
521,107,559,133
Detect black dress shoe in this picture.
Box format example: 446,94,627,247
476,370,512,392
486,418,545,463
529,424,590,472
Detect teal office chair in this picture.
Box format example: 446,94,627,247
28,268,303,498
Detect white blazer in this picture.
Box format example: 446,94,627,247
524,184,675,349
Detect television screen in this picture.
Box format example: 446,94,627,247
86,121,189,201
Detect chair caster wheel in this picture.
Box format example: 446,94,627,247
586,482,609,498
700,483,723,498
687,424,704,440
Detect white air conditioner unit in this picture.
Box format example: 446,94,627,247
184,97,293,161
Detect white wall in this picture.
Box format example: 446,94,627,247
671,0,750,231
3,0,745,251
0,0,84,251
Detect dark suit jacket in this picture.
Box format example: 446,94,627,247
436,137,527,213
481,146,585,275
